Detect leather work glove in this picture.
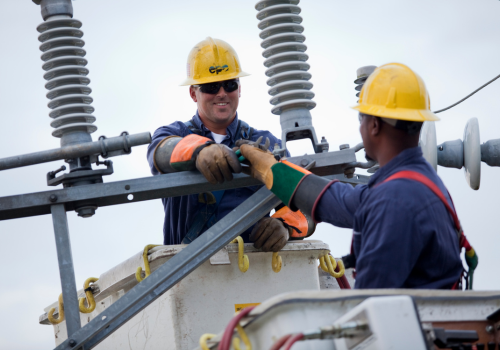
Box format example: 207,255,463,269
238,143,278,189
195,144,242,184
250,217,290,252
234,136,271,152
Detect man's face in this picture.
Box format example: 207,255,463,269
359,113,376,162
190,81,240,126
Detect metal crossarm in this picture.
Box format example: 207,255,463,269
0,150,357,221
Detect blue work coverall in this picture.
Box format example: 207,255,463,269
314,147,463,289
147,112,282,245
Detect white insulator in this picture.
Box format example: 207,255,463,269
256,0,316,115
37,18,97,139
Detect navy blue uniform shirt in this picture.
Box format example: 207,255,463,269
147,112,282,245
315,147,463,289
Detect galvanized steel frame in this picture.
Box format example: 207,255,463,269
0,146,365,349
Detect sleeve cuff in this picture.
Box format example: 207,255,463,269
291,175,339,222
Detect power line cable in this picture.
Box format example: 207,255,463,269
434,73,500,113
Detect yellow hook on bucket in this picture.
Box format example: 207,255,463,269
231,237,249,273
272,252,282,273
319,254,345,278
199,333,216,350
79,277,99,313
48,293,65,325
136,244,161,282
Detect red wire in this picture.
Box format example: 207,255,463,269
333,258,351,289
270,334,293,350
283,333,304,350
218,306,256,350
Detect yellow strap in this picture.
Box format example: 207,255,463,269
79,277,99,313
199,333,216,350
235,324,252,350
319,254,345,278
48,293,65,325
231,237,249,273
272,252,282,273
136,244,161,282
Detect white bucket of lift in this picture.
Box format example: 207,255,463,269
40,240,334,350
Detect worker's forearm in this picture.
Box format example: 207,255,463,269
286,172,360,227
153,136,183,173
153,134,213,174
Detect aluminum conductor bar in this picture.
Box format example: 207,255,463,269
0,132,151,171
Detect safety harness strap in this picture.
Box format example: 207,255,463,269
382,171,461,232
381,170,473,290
344,170,477,290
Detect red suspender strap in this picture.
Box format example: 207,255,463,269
381,170,462,232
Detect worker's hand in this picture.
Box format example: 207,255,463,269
234,136,271,152
196,144,242,184
250,217,290,252
238,144,277,189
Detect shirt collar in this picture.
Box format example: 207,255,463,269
193,111,240,142
368,147,424,187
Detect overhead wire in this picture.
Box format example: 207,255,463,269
433,73,500,113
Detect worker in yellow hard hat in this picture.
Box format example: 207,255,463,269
147,37,314,249
238,63,477,289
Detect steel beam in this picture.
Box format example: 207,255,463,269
54,187,281,350
51,204,81,337
0,149,358,221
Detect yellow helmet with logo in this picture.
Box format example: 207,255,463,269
352,63,439,122
180,37,250,86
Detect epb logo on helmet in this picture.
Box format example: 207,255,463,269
209,65,229,75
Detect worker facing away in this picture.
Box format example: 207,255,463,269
238,63,478,289
147,37,314,250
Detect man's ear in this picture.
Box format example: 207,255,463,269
189,86,197,102
238,84,241,98
370,116,382,136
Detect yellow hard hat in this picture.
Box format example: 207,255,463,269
352,63,439,122
180,37,250,86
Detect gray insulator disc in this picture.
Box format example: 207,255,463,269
42,56,87,71
258,14,302,30
270,89,315,105
261,32,305,48
264,52,308,67
38,27,83,42
268,80,313,95
43,65,89,80
47,85,92,99
48,94,93,109
37,19,82,33
266,70,312,86
271,99,316,115
263,42,307,58
255,0,299,12
52,122,97,138
41,46,86,61
49,103,95,118
260,23,304,39
40,37,85,52
45,75,90,90
265,61,310,77
50,114,96,128
256,4,301,20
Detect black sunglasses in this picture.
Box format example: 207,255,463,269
193,79,239,94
